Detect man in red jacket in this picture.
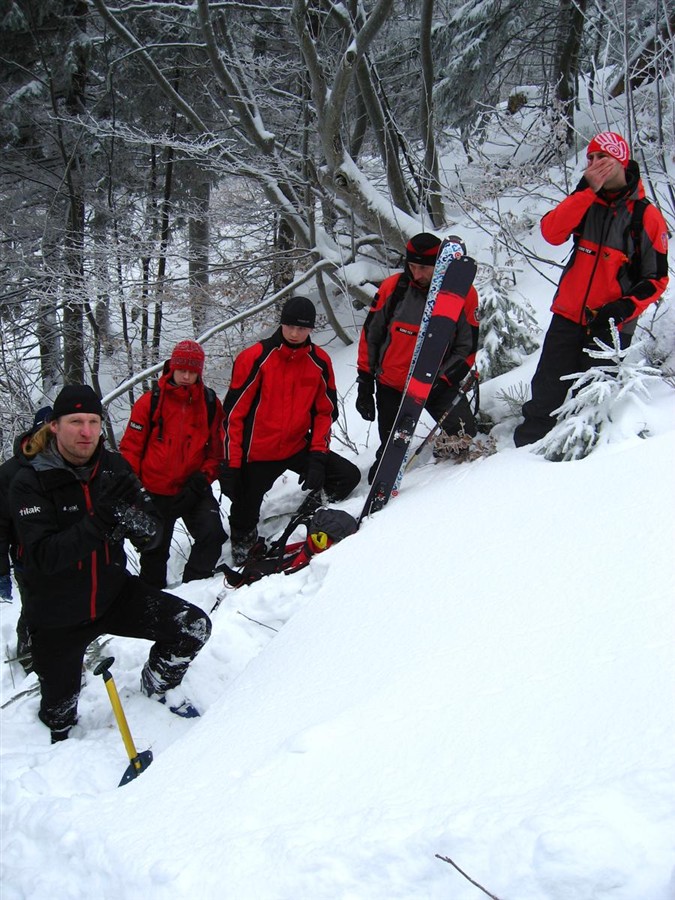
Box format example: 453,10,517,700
514,131,669,447
356,233,479,482
220,297,360,565
120,340,227,588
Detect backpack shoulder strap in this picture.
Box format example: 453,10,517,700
148,383,161,432
626,197,650,280
203,386,217,428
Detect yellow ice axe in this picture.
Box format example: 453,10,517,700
94,656,153,787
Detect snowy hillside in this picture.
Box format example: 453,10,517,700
2,314,674,898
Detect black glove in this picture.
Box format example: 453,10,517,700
355,375,376,422
173,472,209,517
299,452,327,492
442,360,470,386
94,471,139,532
185,471,210,497
219,464,242,501
587,299,635,334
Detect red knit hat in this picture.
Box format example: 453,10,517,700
170,340,205,375
586,131,630,168
406,233,441,265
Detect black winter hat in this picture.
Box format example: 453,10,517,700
30,406,52,434
53,385,102,419
280,296,316,328
406,232,441,265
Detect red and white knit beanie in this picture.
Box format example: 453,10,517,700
586,132,630,168
170,340,205,375
406,233,441,265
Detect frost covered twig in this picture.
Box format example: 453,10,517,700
435,854,503,900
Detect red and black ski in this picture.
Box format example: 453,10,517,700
359,239,477,522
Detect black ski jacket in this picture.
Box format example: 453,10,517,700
10,441,161,628
0,430,33,577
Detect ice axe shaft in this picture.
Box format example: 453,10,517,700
94,656,153,786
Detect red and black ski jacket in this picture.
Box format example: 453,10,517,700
223,328,338,468
357,272,477,391
9,443,162,628
541,161,669,328
120,373,224,496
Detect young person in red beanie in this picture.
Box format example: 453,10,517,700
220,296,361,565
356,232,480,482
9,384,211,740
120,340,227,588
514,131,669,447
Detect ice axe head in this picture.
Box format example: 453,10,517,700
94,654,153,786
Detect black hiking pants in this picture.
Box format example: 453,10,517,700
514,313,633,447
229,448,361,536
140,491,227,589
30,576,211,736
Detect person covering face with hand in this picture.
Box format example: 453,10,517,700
514,131,669,447
220,296,360,565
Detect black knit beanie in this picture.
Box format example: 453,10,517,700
52,385,102,419
280,296,316,328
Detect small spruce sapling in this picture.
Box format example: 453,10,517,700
537,324,662,462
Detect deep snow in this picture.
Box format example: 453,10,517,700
2,83,675,898
2,325,674,898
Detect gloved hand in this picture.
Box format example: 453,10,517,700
94,471,139,531
173,472,209,518
185,471,210,498
299,452,327,492
355,375,376,422
442,360,470,386
0,574,12,601
587,299,635,334
219,464,242,501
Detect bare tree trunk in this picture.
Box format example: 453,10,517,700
419,0,445,227
552,0,587,146
189,177,211,335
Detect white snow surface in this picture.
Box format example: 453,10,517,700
2,335,674,899
2,92,675,895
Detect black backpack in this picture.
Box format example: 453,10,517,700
220,507,359,589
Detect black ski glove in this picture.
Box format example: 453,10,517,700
587,299,635,334
355,375,376,422
173,471,209,517
219,464,242,501
93,471,139,533
441,360,470,386
185,471,210,498
299,452,327,492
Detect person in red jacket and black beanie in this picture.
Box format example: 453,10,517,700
514,131,669,447
9,385,212,742
120,340,227,588
220,297,361,565
356,232,479,483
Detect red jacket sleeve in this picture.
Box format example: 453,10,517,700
223,344,263,469
308,349,337,456
201,399,225,482
119,392,152,478
541,187,597,245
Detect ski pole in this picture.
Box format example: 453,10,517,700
405,369,479,473
94,656,153,787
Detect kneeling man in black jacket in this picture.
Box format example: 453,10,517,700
9,385,212,741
